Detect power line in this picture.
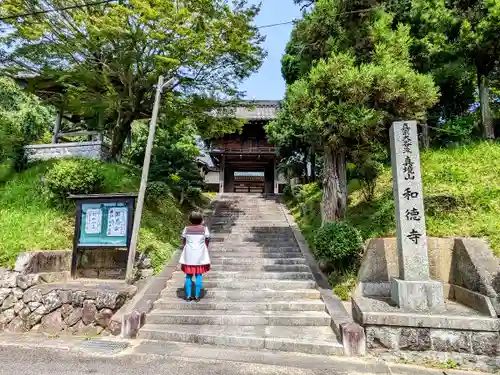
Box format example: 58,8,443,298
255,6,382,29
257,20,295,29
0,0,116,21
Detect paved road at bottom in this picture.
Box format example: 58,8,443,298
0,346,369,375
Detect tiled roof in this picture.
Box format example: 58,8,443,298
233,100,281,120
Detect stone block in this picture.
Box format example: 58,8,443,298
71,291,86,306
27,301,41,312
471,332,500,356
66,307,82,327
399,328,431,351
14,250,71,274
451,238,500,316
430,330,471,353
41,291,62,313
0,289,11,305
452,285,497,317
61,304,74,319
40,310,64,334
23,287,43,303
82,300,97,325
0,271,18,288
340,322,366,356
0,308,16,325
12,288,23,300
18,308,30,321
356,237,455,298
96,291,126,310
58,290,72,305
14,300,25,314
8,317,27,333
95,308,113,328
2,295,17,311
365,326,400,349
121,310,144,339
16,274,41,290
391,278,445,312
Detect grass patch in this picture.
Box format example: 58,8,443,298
0,160,190,270
285,141,500,299
349,141,500,256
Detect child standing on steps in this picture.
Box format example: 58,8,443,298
179,211,211,302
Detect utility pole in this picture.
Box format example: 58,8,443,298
125,75,175,284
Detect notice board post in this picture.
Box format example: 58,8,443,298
69,193,138,279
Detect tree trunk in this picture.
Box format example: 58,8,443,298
478,73,495,139
110,112,134,160
321,145,347,224
421,120,430,150
310,148,316,181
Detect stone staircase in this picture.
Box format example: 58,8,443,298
138,194,343,355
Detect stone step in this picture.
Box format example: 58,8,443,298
210,225,292,231
138,324,343,355
159,288,321,300
171,271,314,281
210,264,310,272
146,310,331,326
210,258,306,265
166,279,317,290
210,235,296,241
209,246,299,252
154,298,326,312
209,252,303,259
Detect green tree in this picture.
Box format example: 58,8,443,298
268,10,438,222
454,0,500,138
0,77,53,170
127,118,203,204
0,0,265,157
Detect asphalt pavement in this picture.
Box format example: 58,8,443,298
0,345,363,375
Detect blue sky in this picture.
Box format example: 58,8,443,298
240,0,302,100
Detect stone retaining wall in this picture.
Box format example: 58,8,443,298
366,326,499,356
0,270,134,335
24,141,110,161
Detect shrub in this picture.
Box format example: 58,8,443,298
313,221,363,269
185,186,205,207
146,181,171,202
44,158,105,203
291,184,303,200
282,184,292,199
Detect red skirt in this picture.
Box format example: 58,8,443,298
181,264,210,274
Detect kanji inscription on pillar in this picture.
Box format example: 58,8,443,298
390,121,430,281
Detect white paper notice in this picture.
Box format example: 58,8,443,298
107,207,128,237
85,208,102,234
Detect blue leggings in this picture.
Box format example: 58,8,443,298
185,274,202,298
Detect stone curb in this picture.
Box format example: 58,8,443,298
388,363,486,375
279,201,366,357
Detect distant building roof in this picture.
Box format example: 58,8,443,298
233,100,281,120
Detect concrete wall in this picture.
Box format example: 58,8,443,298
355,237,500,316
204,171,220,184
24,141,110,161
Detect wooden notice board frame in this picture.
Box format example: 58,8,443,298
69,193,138,278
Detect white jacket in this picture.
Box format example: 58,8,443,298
179,225,211,266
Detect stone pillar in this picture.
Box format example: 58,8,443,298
389,121,445,312
51,105,64,144
219,155,225,193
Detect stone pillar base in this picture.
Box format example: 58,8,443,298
391,278,445,312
